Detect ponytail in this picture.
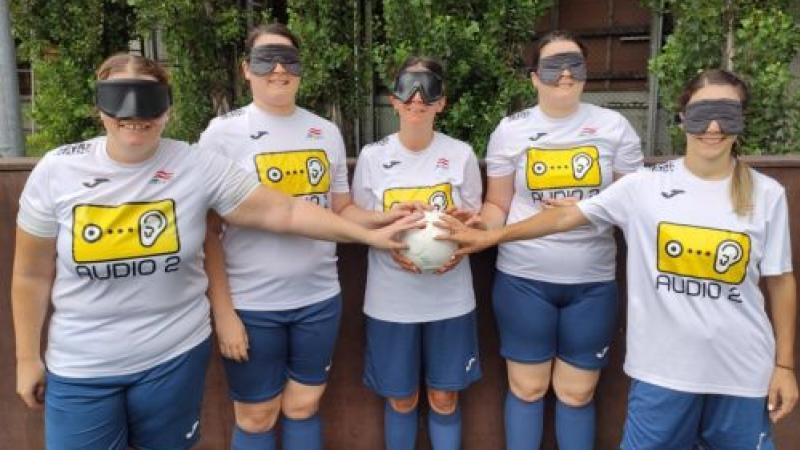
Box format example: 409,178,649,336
731,149,753,217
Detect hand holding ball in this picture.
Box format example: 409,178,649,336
401,211,458,272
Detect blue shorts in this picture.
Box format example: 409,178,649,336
492,271,618,370
364,310,481,398
223,294,342,402
45,338,211,450
621,379,774,450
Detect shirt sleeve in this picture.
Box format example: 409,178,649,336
485,121,516,177
329,125,350,193
351,149,375,211
459,150,483,212
193,145,260,216
17,155,58,238
760,187,793,276
577,171,641,229
612,115,644,174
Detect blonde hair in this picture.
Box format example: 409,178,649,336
731,148,753,216
679,69,752,217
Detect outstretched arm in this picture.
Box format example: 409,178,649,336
223,185,421,249
438,204,590,255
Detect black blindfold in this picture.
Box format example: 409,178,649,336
392,71,444,104
96,79,171,119
249,44,302,76
536,52,587,85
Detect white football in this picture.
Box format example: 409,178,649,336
401,211,458,272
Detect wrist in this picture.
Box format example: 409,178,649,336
488,227,504,245
776,363,795,371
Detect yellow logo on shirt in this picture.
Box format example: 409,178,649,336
72,200,180,263
526,146,601,190
657,222,750,284
254,150,330,196
382,183,453,212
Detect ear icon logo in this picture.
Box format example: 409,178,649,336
306,157,326,186
139,210,168,247
572,152,593,180
715,240,743,274
429,191,449,211
254,150,331,196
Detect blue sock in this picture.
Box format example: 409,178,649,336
555,399,595,450
282,414,322,450
428,406,462,450
504,391,544,450
385,401,418,450
231,425,276,450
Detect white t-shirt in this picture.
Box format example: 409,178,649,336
579,158,792,397
352,133,482,322
17,137,259,378
486,103,643,283
199,105,349,311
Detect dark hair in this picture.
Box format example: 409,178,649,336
530,30,589,70
677,69,749,112
396,56,445,79
678,69,752,216
246,23,300,51
96,53,170,84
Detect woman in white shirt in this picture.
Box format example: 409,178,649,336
479,30,642,450
441,68,798,449
12,52,417,450
351,56,483,450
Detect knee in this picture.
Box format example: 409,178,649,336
388,391,419,413
508,376,550,402
427,390,458,415
553,381,595,407
235,398,282,433
281,391,322,419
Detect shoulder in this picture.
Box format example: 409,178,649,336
649,158,680,174
49,137,101,158
498,106,536,129
219,106,248,121
583,103,632,128
506,107,536,123
298,107,340,134
750,166,786,198
435,132,471,151
359,135,392,157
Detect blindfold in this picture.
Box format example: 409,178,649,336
392,71,444,104
536,52,587,85
96,79,172,119
684,99,744,135
249,44,302,76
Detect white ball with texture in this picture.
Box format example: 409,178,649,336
401,210,458,272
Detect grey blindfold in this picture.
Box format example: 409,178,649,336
536,52,587,85
249,44,302,76
684,100,744,135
